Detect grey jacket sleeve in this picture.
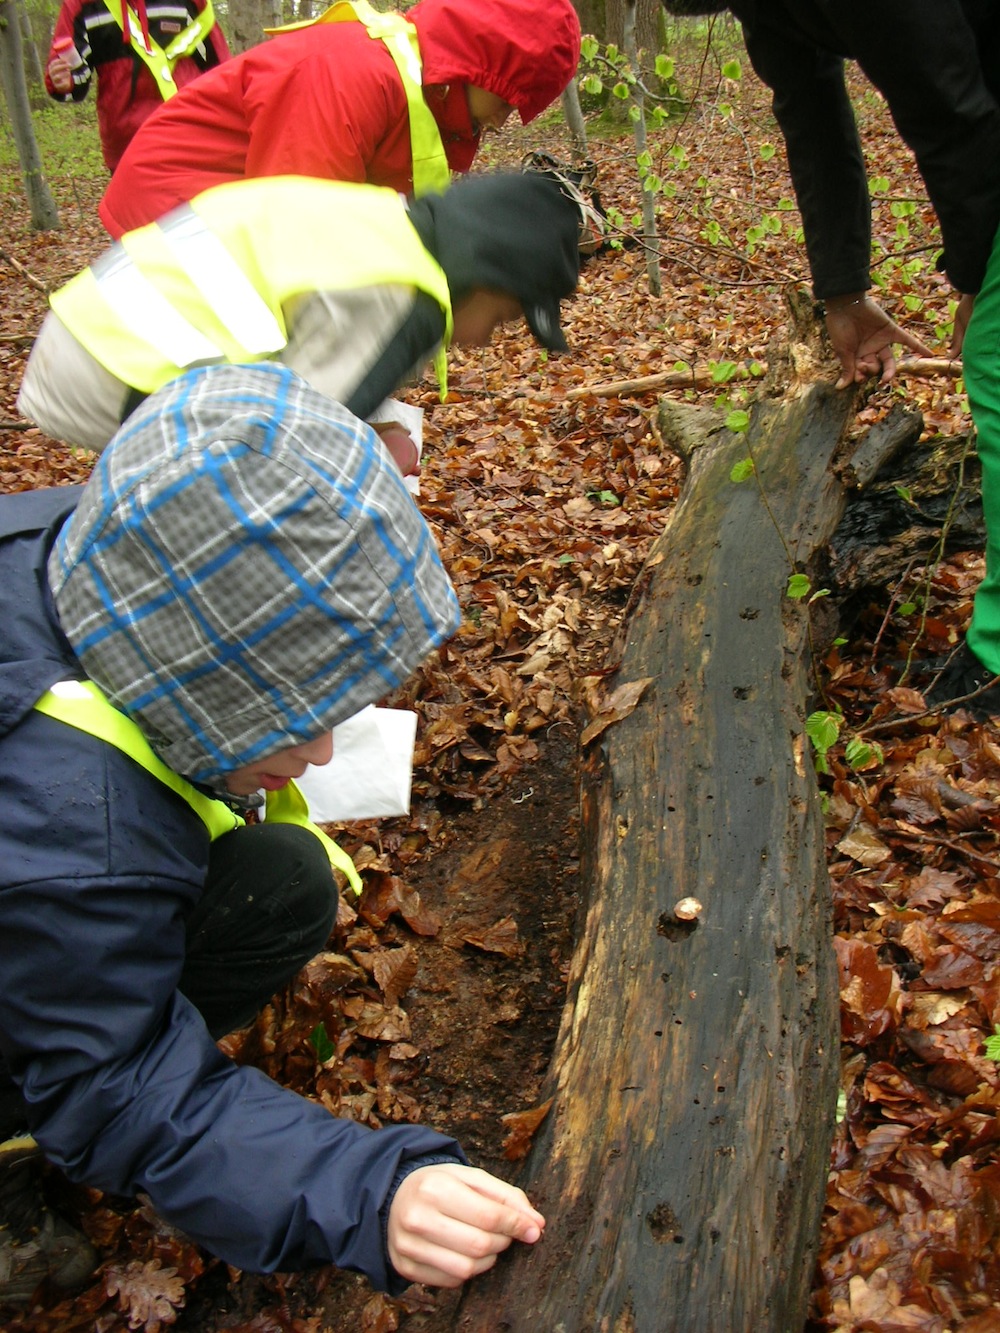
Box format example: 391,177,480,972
282,286,446,422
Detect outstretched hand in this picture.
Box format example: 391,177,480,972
387,1163,545,1288
825,293,932,390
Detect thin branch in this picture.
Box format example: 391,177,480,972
0,244,49,294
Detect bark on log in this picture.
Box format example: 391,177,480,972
458,371,866,1333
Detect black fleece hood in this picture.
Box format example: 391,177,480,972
407,172,581,351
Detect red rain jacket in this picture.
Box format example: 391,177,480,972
99,0,580,237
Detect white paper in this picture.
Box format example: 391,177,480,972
290,705,418,822
369,397,424,496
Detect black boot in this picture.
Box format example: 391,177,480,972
0,1135,97,1310
924,641,1000,720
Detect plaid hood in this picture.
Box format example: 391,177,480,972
48,364,460,790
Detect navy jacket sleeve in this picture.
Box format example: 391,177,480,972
733,0,1000,298
0,710,465,1290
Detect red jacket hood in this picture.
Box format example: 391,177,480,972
410,0,581,124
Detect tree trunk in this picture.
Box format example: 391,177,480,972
561,81,589,160
606,0,663,59
458,352,862,1332
18,0,43,89
227,0,263,54
624,0,661,294
0,0,59,230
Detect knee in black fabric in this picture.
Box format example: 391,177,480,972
181,822,341,1037
262,822,341,951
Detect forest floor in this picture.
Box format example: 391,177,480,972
2,32,999,1333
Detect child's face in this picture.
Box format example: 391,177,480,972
224,732,334,797
451,290,524,347
465,86,515,135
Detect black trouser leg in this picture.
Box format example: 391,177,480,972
179,822,340,1039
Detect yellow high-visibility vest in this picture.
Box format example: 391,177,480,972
105,0,219,102
267,0,451,197
50,176,453,396
34,678,363,895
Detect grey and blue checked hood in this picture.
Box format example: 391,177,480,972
48,363,460,791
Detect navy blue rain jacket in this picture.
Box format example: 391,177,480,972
0,485,463,1288
728,0,1000,299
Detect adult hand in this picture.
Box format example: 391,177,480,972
949,293,975,360
387,1163,545,1288
825,293,932,390
47,54,74,93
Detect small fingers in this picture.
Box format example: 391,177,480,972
387,1164,545,1288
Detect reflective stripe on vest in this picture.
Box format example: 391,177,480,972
266,0,450,197
105,0,218,102
33,679,363,895
87,208,287,370
51,177,454,397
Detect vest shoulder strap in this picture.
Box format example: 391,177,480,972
33,680,362,894
104,0,218,101
266,0,450,196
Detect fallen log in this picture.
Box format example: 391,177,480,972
458,355,884,1332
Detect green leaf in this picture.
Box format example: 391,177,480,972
655,54,674,78
557,553,575,565
582,73,604,95
580,35,599,61
725,409,750,433
806,710,842,755
709,359,737,384
895,485,913,503
787,573,812,600
845,737,884,772
730,457,755,483
308,1022,334,1063
721,59,742,80
897,601,917,616
612,81,630,100
985,1028,1000,1062
759,142,776,162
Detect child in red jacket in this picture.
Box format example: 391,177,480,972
46,0,230,173
99,0,580,236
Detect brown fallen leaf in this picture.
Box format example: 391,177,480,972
104,1260,186,1333
501,1097,554,1161
463,915,523,958
580,676,655,746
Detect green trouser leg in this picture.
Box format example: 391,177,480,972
964,222,1000,674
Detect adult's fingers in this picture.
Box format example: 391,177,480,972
949,293,974,360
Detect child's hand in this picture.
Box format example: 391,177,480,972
372,422,420,477
47,54,74,92
387,1163,545,1288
